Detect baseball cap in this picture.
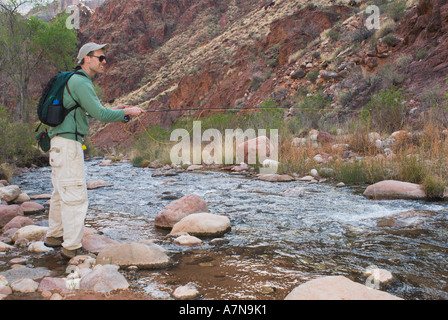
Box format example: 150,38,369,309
77,42,109,64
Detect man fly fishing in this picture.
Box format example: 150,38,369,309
44,42,143,258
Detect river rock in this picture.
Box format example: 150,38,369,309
13,192,30,204
38,277,69,293
12,225,48,243
155,194,209,229
0,204,24,228
171,212,231,236
363,180,426,200
0,241,13,251
364,268,394,284
30,194,52,200
376,210,436,228
172,284,200,300
0,185,21,202
0,266,52,283
258,174,294,182
79,264,129,293
20,202,45,215
284,276,402,300
11,278,39,293
82,233,120,253
174,234,203,246
3,216,34,232
96,242,171,269
87,180,112,190
28,241,53,253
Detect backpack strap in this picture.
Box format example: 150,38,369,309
65,71,87,142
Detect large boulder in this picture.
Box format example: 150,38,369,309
170,212,231,236
363,180,426,200
96,242,171,269
0,205,24,228
284,276,402,300
155,194,208,229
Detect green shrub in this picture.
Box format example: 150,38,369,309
387,0,407,22
422,174,447,200
364,86,407,133
0,106,42,167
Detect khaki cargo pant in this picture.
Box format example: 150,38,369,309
47,136,88,251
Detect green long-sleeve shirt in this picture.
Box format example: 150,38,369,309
48,70,125,142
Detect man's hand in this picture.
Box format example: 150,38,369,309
124,107,144,117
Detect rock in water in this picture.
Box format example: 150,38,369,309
363,180,426,200
171,212,231,236
284,276,402,300
154,194,208,229
96,242,171,269
79,264,129,293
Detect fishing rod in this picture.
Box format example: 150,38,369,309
123,105,294,122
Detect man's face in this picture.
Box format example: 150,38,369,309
85,49,106,75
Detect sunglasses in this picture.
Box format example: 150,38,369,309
89,55,106,62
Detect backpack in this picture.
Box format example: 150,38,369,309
36,71,86,127
35,70,87,151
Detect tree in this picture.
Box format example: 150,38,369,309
0,0,77,122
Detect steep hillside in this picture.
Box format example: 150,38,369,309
80,0,448,149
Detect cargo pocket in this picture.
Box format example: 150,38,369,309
49,146,63,168
59,179,87,206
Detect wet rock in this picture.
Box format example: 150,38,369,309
20,202,45,215
82,233,120,253
12,225,48,243
364,268,394,285
96,242,171,269
174,234,203,246
171,212,231,236
79,264,129,293
0,185,21,202
155,194,209,229
0,204,24,228
376,210,436,228
172,284,200,300
28,241,53,253
363,180,426,200
87,180,112,190
284,276,402,300
3,216,34,232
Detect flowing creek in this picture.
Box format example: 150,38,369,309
5,159,448,300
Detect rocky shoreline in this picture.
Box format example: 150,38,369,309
0,166,414,300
